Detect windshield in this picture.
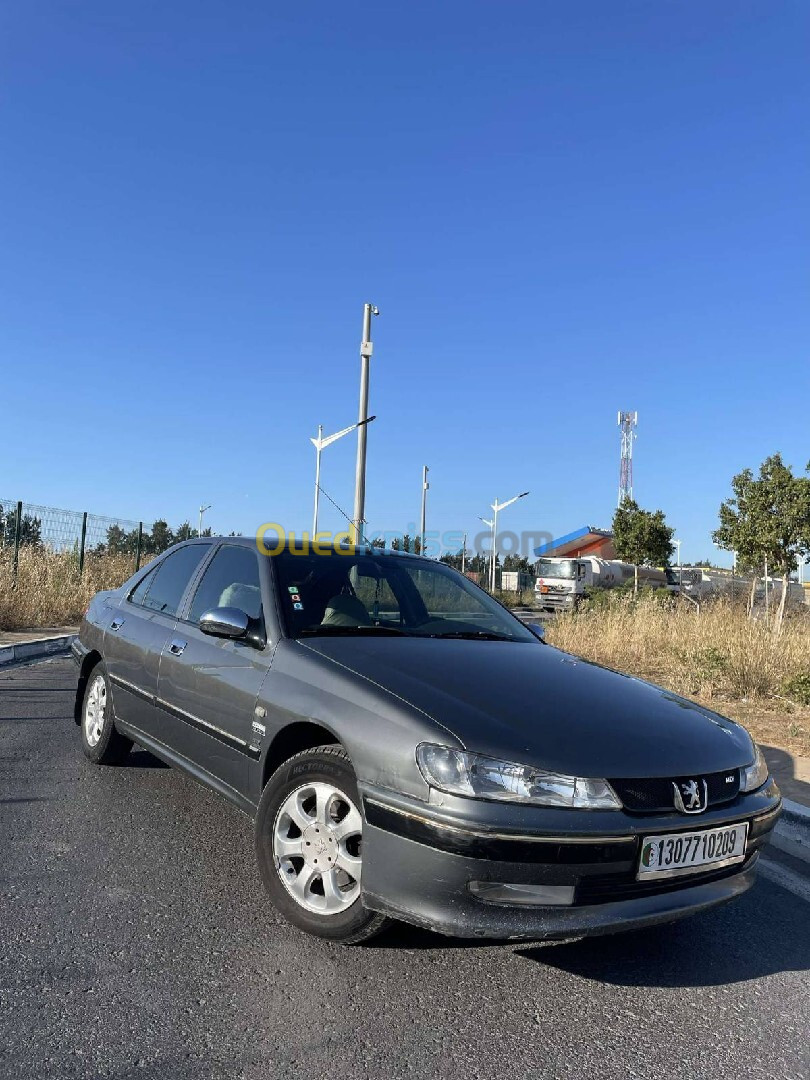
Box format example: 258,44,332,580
271,550,537,642
536,559,577,580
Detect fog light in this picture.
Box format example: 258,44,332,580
468,881,575,906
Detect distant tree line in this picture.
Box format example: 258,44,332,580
98,520,215,557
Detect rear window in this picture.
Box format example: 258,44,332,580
136,545,207,617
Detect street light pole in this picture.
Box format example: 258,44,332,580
198,504,212,536
420,465,429,556
675,538,682,592
352,303,379,544
311,416,376,537
479,517,495,589
488,491,530,592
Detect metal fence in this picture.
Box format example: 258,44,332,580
0,498,146,577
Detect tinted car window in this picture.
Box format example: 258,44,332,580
129,565,158,606
188,545,263,622
141,545,208,617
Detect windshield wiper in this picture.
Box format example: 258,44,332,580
425,630,516,642
299,625,411,637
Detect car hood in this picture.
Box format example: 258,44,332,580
299,637,754,778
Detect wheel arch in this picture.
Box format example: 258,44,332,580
74,650,103,724
261,721,342,789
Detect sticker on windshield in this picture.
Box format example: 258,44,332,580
293,602,304,610
288,586,299,593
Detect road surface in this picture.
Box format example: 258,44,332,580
1,658,808,1080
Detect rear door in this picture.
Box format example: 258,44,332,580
103,544,210,741
155,543,271,799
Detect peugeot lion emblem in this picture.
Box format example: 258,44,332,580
673,778,708,814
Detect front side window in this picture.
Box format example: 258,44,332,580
271,550,536,642
188,545,263,623
140,545,208,617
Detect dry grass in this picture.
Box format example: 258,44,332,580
546,594,810,758
0,548,148,631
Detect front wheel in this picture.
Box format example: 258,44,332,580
80,663,132,765
255,745,390,944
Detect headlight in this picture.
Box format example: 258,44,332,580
415,744,621,809
741,744,768,792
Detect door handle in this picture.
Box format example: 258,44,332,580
109,619,124,631
169,638,187,656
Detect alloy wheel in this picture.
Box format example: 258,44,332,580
84,674,107,748
272,782,362,914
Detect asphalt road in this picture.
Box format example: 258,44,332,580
1,658,808,1080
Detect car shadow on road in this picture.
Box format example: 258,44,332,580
514,884,810,987
762,743,810,807
118,748,169,770
366,880,810,988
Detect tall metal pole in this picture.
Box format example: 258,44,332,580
312,425,323,537
420,465,429,556
352,303,378,545
490,504,498,592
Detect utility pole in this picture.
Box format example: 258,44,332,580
461,532,467,575
420,465,429,556
352,303,379,545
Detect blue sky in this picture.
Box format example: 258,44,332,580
2,1,808,563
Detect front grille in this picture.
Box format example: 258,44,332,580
610,769,740,813
576,859,750,905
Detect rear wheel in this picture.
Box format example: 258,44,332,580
255,745,390,944
80,664,132,765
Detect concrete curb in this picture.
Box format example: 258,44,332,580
773,799,810,865
0,634,77,668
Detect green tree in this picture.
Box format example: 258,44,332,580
612,498,675,594
713,453,810,629
147,519,175,555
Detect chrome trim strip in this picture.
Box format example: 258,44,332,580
155,696,249,748
108,673,154,704
363,798,635,844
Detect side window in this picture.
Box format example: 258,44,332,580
129,565,158,607
188,545,263,623
141,545,208,617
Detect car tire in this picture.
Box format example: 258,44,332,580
255,745,390,944
80,663,133,765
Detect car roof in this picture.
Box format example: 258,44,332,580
179,536,430,561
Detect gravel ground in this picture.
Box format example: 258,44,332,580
1,658,808,1080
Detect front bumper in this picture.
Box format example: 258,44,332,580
359,783,782,940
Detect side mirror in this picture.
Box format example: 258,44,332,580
199,606,250,640
527,622,546,642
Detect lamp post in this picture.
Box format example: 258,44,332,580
198,504,212,536
352,302,380,544
311,416,376,537
419,466,429,556
674,538,682,592
479,517,495,589
489,492,530,592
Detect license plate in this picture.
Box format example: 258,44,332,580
637,822,748,880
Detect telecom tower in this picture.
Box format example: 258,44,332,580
617,411,638,506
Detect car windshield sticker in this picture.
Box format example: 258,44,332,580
288,585,299,593
293,602,304,610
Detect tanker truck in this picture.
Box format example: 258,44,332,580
534,556,667,612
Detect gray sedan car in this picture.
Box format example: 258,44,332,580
73,537,781,944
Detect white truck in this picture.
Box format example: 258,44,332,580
534,556,667,611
